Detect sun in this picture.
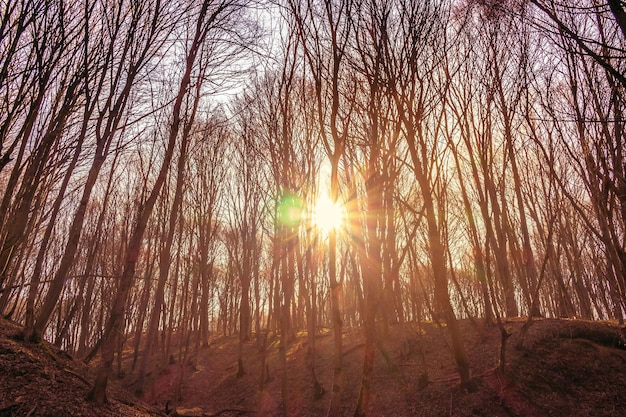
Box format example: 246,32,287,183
313,194,344,233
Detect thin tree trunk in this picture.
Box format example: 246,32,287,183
131,260,154,371
165,219,184,365
135,68,196,396
86,1,211,400
327,159,344,417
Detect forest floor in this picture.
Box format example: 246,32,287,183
2,317,626,417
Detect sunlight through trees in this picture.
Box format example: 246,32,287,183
313,194,344,234
0,0,624,413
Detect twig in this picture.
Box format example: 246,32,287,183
204,409,253,417
26,405,37,417
431,375,461,384
64,368,91,386
117,396,167,416
0,403,23,413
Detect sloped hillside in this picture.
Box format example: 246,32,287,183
2,317,626,416
138,318,626,417
0,319,161,417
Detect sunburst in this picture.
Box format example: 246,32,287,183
313,194,344,234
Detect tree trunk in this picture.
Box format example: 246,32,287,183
327,160,344,417
87,0,211,399
27,56,138,342
135,74,195,396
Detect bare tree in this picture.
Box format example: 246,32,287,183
0,0,84,300
224,102,265,377
87,0,248,403
190,117,228,349
382,0,471,388
25,0,179,342
285,0,355,412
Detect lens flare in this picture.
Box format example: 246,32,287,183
314,195,344,233
278,193,305,227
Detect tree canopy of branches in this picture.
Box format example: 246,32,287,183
0,0,624,414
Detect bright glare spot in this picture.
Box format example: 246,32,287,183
314,195,344,233
278,194,305,227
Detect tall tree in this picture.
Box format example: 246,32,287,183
25,0,178,341
383,0,471,388
87,0,247,402
285,0,355,412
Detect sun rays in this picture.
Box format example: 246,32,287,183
313,194,345,234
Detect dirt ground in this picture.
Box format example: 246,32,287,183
140,317,626,417
0,318,158,417
2,317,626,416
